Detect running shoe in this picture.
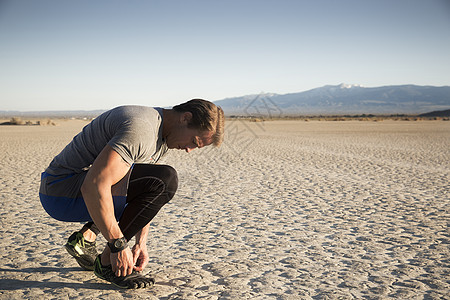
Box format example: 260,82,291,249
64,231,98,271
93,255,155,289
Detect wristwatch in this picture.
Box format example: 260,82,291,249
107,237,128,253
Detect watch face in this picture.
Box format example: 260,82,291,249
114,238,125,248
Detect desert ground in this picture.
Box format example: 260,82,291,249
0,118,448,299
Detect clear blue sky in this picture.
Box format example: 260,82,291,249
1,0,449,111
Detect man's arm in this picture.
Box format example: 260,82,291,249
81,145,130,241
81,145,133,276
132,223,150,271
135,223,150,245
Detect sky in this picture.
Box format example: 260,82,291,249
0,0,449,111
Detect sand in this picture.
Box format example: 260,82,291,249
0,119,448,299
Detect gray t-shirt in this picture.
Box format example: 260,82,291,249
46,106,167,175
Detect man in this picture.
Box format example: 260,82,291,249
39,99,224,289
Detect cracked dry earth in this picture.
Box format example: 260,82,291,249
0,119,449,299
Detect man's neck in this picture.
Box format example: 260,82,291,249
161,109,175,139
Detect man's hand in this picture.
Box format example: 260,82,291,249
132,243,149,272
110,247,134,277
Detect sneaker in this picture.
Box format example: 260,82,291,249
94,255,155,289
64,231,98,271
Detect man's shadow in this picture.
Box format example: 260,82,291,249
0,266,110,290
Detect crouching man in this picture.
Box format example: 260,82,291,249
39,99,224,288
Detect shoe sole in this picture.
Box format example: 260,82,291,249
94,272,129,289
93,256,154,289
94,272,155,289
64,243,95,271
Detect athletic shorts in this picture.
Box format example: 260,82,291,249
39,171,127,222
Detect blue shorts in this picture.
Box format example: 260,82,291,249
39,172,127,222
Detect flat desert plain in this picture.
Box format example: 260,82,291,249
0,119,448,299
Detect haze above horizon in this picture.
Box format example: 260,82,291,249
1,0,449,111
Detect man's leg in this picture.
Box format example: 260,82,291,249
100,164,178,260
39,172,102,271
120,164,178,240
80,222,100,241
94,164,178,288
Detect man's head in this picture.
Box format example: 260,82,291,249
165,99,224,152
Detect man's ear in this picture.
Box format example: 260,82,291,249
180,112,193,125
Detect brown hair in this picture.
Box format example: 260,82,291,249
173,99,224,146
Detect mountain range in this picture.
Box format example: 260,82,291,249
215,84,450,116
1,84,449,118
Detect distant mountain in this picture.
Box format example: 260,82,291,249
419,109,450,117
215,84,450,116
2,84,449,118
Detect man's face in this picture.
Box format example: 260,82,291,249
166,125,214,153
